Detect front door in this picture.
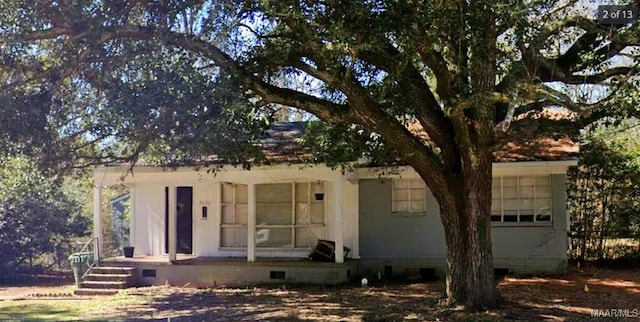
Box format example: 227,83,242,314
176,187,193,254
165,186,193,254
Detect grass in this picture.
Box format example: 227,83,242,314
0,292,149,321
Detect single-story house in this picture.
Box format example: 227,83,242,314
92,121,578,287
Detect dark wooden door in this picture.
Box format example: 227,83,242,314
165,186,193,254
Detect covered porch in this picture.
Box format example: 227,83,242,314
91,165,360,286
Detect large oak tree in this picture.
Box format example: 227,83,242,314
1,0,639,308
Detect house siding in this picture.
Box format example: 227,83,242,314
358,174,568,278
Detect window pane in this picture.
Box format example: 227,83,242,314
503,199,519,211
221,205,235,224
536,199,552,222
410,200,425,212
393,179,409,189
535,199,551,213
535,185,551,198
393,201,409,212
491,186,501,198
519,208,534,216
235,184,248,203
295,203,310,224
256,183,292,203
295,183,309,203
519,177,534,187
256,227,292,247
221,227,247,247
295,226,324,247
235,205,248,225
256,203,292,225
410,188,425,201
520,215,534,222
491,215,502,222
295,203,323,224
502,177,517,187
503,210,518,216
519,187,534,199
491,198,501,212
502,188,518,199
519,199,534,212
221,184,234,203
536,213,552,222
409,179,425,189
393,189,409,201
503,214,518,222
309,203,324,224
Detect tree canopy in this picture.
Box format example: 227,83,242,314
1,0,639,308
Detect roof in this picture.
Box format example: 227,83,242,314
255,114,579,164
259,122,311,163
493,109,579,162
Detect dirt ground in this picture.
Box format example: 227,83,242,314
1,266,639,321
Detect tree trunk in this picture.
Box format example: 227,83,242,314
424,153,498,309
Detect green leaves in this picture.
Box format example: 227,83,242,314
0,155,90,280
568,134,640,260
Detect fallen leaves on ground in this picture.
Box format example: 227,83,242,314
1,267,639,321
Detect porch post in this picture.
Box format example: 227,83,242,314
128,186,135,252
333,180,344,263
93,185,104,257
247,184,256,262
168,186,177,261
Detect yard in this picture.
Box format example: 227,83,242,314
0,266,638,321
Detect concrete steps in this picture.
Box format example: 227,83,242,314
74,266,137,296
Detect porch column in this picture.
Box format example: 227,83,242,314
247,184,256,262
128,186,135,252
93,185,104,257
333,180,344,263
168,186,177,261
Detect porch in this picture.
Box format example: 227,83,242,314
100,254,359,287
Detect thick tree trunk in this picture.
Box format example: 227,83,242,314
425,152,498,309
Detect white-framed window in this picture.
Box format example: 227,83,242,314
220,183,248,247
255,182,325,248
392,179,427,214
491,176,552,224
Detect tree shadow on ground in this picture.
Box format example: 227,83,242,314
496,268,640,321
87,268,640,321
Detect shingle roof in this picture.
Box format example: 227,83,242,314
258,122,311,163
493,109,579,161
257,113,579,164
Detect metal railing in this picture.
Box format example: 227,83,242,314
69,237,100,288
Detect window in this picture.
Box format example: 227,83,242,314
392,179,427,213
220,183,248,247
491,176,552,223
255,182,325,248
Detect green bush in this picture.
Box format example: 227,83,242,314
0,155,90,282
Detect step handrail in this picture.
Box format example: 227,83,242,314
69,237,100,287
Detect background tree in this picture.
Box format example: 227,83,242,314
568,125,640,263
0,155,90,282
0,1,639,307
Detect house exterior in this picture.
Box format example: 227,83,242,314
92,121,578,286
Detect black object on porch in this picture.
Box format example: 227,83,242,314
309,239,350,262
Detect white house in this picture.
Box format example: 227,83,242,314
92,122,578,286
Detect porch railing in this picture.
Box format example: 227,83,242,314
68,237,100,288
